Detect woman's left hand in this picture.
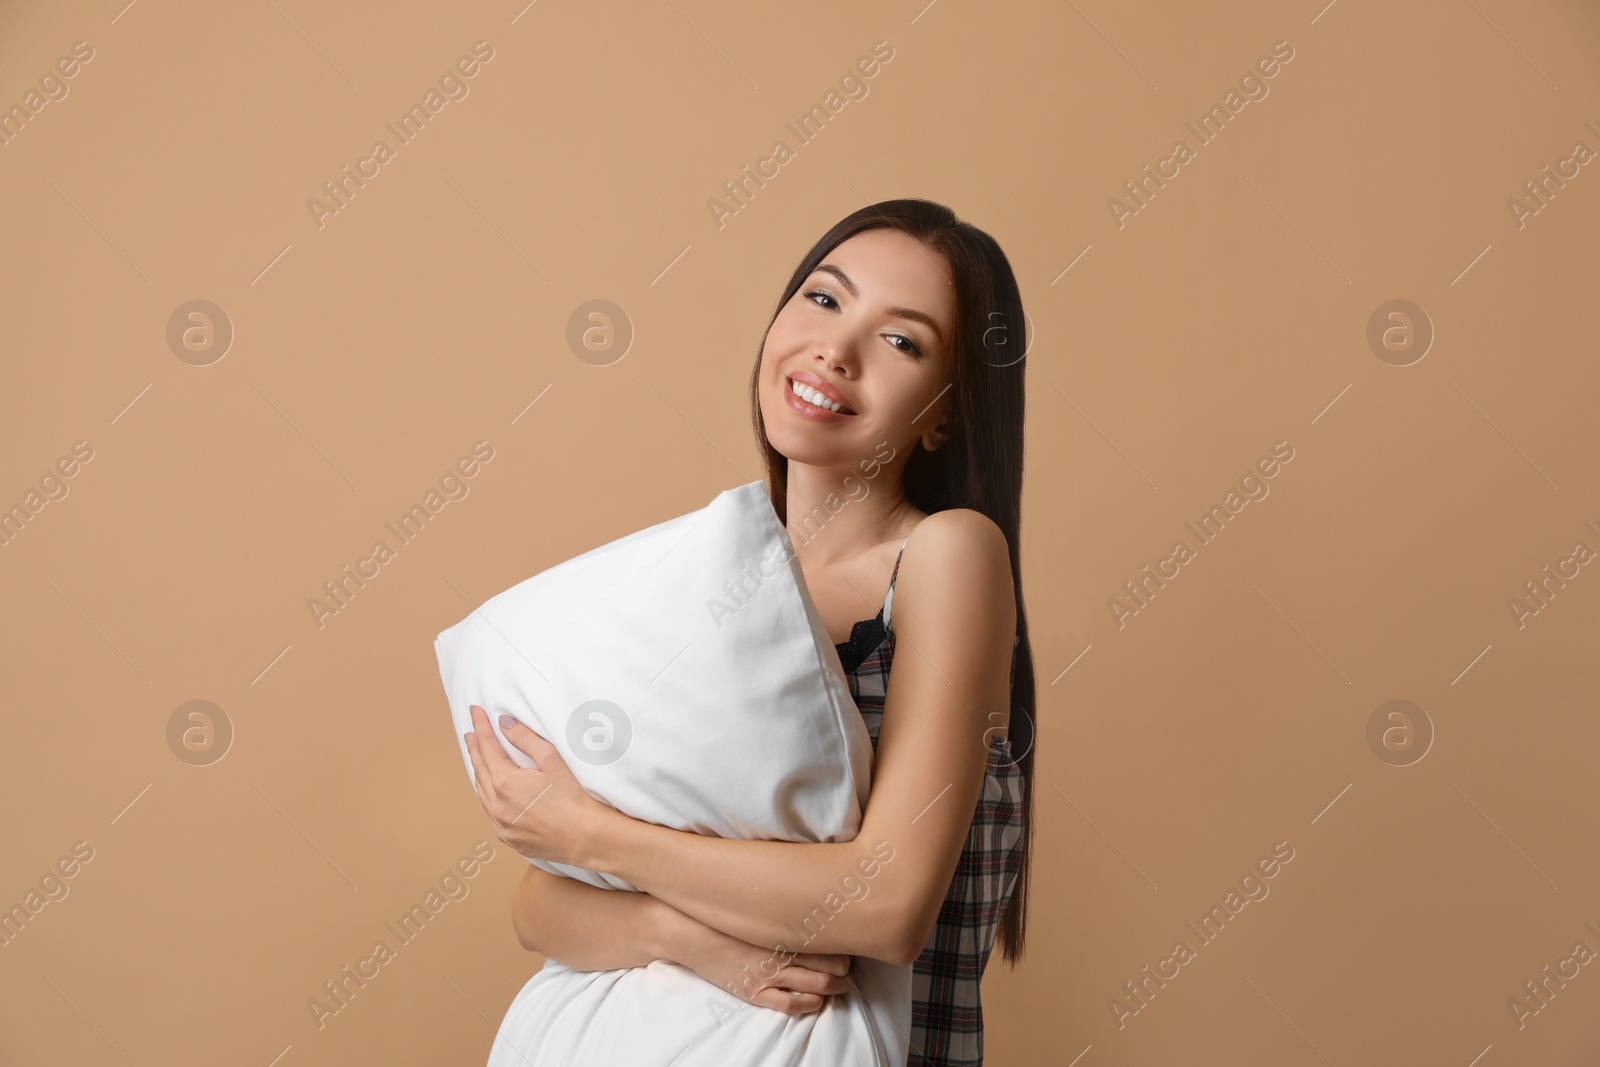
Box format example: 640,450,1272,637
463,704,606,868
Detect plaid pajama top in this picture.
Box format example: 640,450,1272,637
832,537,1026,1067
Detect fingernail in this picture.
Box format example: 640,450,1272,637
498,714,515,730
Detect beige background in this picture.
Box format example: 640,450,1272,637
3,0,1598,1063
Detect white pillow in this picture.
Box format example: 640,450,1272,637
433,480,911,1066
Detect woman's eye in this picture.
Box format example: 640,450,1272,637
800,288,920,355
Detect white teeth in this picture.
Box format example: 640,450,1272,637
791,378,844,413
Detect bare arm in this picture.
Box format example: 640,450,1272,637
580,511,1016,966
512,864,855,1013
511,863,675,969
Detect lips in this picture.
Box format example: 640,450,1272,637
786,371,856,415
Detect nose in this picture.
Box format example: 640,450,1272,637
811,331,857,377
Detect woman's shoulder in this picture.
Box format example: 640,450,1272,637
895,508,1014,624
905,507,1008,561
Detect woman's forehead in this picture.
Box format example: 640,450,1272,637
821,232,954,320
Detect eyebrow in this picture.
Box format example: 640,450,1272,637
813,264,945,345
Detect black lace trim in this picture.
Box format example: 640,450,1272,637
833,610,887,676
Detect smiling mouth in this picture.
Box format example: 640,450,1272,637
786,376,857,416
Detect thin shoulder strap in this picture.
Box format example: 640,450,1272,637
881,534,912,633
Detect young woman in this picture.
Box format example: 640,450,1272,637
465,198,1037,1066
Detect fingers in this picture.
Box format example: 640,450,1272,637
740,958,850,1015
463,718,494,794
467,705,518,776
793,952,852,977
752,988,824,1015
465,706,519,817
776,965,850,998
775,967,831,994
497,713,556,763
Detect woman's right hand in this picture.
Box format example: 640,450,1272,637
665,908,852,1015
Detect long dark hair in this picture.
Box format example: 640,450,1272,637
747,198,1036,965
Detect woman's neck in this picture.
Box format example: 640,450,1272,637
783,461,922,568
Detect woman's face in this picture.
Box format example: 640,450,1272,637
759,227,956,468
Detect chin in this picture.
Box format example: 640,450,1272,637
762,411,821,456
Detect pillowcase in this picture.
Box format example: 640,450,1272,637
433,478,872,885
432,480,911,1066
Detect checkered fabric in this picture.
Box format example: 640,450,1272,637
833,539,1026,1067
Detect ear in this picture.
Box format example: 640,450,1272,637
921,421,948,452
